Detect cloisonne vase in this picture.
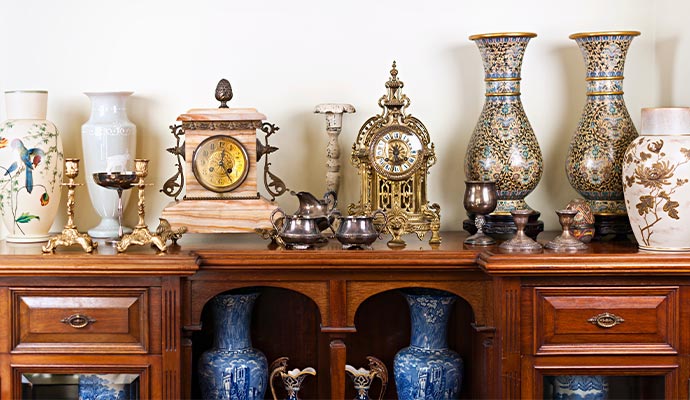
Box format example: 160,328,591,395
566,31,640,233
623,107,690,251
552,375,609,400
82,91,136,238
394,288,462,400
465,33,543,218
199,292,268,400
0,91,63,242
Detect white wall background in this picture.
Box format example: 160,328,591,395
0,0,676,237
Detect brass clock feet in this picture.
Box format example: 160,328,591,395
43,159,97,253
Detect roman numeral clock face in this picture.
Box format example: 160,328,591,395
369,127,424,180
192,135,250,193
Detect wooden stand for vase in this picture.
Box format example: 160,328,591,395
463,212,544,240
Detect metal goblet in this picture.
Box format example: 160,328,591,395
463,180,498,245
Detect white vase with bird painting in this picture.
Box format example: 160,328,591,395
81,92,136,238
0,91,63,242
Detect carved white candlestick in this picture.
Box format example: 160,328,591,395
314,103,355,194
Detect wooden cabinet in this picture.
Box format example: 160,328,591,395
480,240,690,399
0,244,197,399
4,233,690,398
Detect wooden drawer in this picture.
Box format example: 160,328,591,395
533,286,678,355
11,288,148,353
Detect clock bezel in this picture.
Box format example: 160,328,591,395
368,124,425,180
191,134,250,193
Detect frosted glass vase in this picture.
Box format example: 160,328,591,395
0,91,63,242
81,92,136,238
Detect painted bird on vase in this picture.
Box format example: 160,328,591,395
4,139,45,193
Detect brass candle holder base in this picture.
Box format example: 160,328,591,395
43,159,97,253
115,159,174,253
117,226,167,253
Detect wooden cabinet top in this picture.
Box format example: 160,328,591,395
0,231,687,276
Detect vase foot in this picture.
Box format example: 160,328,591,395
5,234,50,243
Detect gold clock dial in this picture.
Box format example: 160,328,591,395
369,126,424,180
192,135,249,193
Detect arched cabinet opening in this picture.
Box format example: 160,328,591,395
191,286,324,399
347,287,477,400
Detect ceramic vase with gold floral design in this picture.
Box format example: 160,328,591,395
623,107,690,251
466,32,542,215
566,31,640,222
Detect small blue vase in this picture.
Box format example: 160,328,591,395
198,292,268,400
553,375,609,400
394,288,463,400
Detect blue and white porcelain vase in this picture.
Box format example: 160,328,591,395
199,292,268,400
394,288,462,400
0,91,63,242
78,374,132,400
553,375,609,400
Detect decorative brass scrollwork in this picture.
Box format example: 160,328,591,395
259,122,288,201
160,124,186,200
61,314,96,329
587,312,624,328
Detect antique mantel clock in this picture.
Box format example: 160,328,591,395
160,79,286,233
349,62,441,246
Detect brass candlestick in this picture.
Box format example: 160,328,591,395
499,209,543,252
43,159,97,253
545,209,589,251
116,159,168,252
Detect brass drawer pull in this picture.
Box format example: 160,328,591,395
587,312,624,328
60,314,96,329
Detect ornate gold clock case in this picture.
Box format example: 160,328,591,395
161,79,285,233
349,62,441,246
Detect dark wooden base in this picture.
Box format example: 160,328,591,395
463,212,544,240
593,214,634,241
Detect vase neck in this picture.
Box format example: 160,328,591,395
85,92,132,122
405,291,455,349
211,292,259,350
5,91,48,120
574,34,635,96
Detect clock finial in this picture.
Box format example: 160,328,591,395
215,79,233,108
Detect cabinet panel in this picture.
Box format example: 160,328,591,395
534,287,678,355
11,288,148,354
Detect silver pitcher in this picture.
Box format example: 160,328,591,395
334,210,387,249
291,190,338,232
271,208,326,249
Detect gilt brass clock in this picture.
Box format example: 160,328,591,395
192,134,249,193
349,62,441,246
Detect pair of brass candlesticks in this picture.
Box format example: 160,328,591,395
43,158,183,253
463,180,588,252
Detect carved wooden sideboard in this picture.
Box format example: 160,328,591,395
1,233,689,399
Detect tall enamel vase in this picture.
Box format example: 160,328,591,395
198,292,268,400
394,289,462,400
465,33,543,215
566,31,640,237
0,91,63,242
81,91,136,238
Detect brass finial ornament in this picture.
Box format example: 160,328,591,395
43,158,98,253
349,61,441,246
215,79,233,108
